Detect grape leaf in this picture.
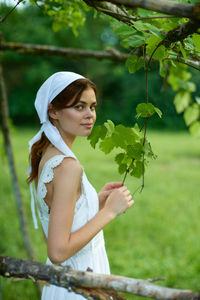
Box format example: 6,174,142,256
87,125,107,148
104,120,115,135
130,161,144,178
115,153,125,165
99,136,115,154
118,163,128,174
127,143,144,160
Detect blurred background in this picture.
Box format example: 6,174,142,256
0,1,200,300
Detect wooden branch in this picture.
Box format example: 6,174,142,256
1,41,200,72
0,63,41,298
1,36,200,74
84,0,135,24
0,41,130,62
0,0,24,24
94,0,199,19
0,257,124,300
1,256,200,300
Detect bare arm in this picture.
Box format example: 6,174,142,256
47,158,134,264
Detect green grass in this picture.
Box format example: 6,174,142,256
0,128,200,299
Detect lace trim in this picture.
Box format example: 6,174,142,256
36,155,85,217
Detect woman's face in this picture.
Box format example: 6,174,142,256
49,87,97,143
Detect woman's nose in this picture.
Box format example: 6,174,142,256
84,107,94,117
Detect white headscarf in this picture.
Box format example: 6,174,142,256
28,71,85,229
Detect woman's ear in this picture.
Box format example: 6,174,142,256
48,104,59,120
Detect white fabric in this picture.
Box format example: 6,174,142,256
28,72,85,229
36,154,110,300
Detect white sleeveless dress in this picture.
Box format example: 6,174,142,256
35,154,110,300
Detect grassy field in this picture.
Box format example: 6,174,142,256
0,128,200,299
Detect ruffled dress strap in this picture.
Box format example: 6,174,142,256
32,154,85,229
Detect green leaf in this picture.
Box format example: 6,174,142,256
114,24,135,36
179,43,187,62
192,33,200,52
153,45,166,61
189,121,200,137
118,163,128,174
87,125,107,148
144,141,157,159
115,153,125,165
136,103,155,118
99,136,115,154
130,161,144,178
174,91,191,113
154,107,162,118
104,120,115,135
122,35,146,48
146,35,162,56
184,104,199,126
126,55,144,74
126,143,144,160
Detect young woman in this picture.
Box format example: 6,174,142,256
28,71,134,299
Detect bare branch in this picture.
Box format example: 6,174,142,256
93,0,198,19
84,0,135,25
1,256,200,300
0,0,24,24
0,41,130,61
85,1,178,23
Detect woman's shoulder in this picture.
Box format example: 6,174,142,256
38,146,82,180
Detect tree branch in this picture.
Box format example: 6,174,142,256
93,0,199,19
1,41,200,72
1,256,200,300
0,41,130,61
0,0,24,24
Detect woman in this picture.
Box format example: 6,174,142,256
28,71,134,299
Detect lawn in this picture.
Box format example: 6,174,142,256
0,128,200,299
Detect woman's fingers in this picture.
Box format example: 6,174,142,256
104,182,123,190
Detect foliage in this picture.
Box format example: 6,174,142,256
31,0,200,136
110,12,200,137
0,3,188,129
88,102,161,180
29,0,89,35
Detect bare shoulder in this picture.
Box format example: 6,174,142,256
53,157,83,180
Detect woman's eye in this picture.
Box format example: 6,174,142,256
90,105,96,111
75,105,83,110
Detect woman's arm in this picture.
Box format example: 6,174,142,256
47,158,133,264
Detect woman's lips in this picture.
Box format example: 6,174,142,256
81,123,93,128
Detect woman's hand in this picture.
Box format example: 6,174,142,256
103,185,134,218
98,182,123,210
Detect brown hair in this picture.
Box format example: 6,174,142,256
27,78,97,183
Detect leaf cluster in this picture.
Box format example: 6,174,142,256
88,103,161,179
168,62,200,137
29,0,89,35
